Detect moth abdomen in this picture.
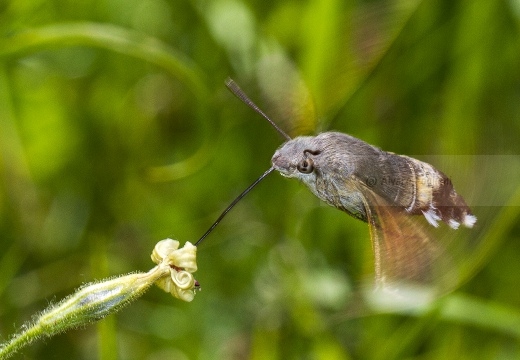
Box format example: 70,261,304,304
404,156,476,229
360,152,476,229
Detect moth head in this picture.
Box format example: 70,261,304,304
271,136,326,183
271,133,361,196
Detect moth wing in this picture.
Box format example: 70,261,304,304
353,181,454,289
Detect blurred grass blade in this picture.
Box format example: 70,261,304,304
0,22,208,100
458,184,520,285
370,292,520,360
441,293,520,338
300,0,342,112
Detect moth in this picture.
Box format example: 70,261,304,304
197,79,476,289
271,132,476,286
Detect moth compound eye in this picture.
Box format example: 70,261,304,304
297,158,314,174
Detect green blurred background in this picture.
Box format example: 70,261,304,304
1,0,520,359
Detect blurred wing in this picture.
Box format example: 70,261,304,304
354,181,454,289
256,52,317,136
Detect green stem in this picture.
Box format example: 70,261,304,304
0,267,168,359
0,323,44,359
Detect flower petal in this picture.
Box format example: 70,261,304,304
167,241,197,272
151,239,180,264
171,270,195,290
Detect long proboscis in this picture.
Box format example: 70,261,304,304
195,167,275,246
195,79,291,246
225,78,292,141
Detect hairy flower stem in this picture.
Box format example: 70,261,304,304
0,266,168,359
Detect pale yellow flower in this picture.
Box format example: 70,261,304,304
151,239,200,302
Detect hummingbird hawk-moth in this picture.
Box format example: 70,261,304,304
196,79,476,290
270,132,476,286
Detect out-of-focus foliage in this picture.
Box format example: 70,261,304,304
1,0,519,359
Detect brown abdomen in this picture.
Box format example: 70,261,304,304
401,155,476,229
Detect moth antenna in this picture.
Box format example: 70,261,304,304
195,167,275,246
225,78,292,141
